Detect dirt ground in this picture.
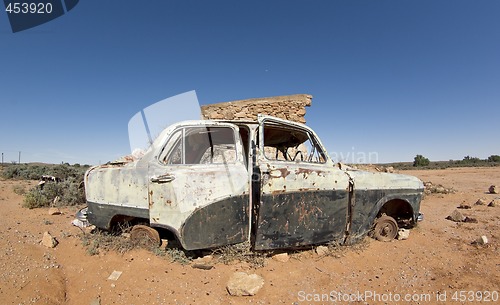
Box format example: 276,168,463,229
0,167,499,305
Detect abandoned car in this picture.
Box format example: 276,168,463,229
82,115,424,250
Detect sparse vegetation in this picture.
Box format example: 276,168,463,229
12,184,26,195
212,241,267,268
381,154,500,170
0,163,89,208
80,229,136,256
1,163,88,180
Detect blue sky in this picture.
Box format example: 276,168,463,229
1,0,499,165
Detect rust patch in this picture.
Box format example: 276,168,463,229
278,168,290,178
295,168,325,177
149,190,154,208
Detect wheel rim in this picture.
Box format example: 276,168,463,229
373,215,398,242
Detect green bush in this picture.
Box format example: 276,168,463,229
2,163,88,208
488,155,500,162
22,179,85,209
413,154,430,167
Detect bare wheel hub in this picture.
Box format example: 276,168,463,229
372,215,398,242
130,225,161,248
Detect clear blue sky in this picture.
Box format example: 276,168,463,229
1,0,499,165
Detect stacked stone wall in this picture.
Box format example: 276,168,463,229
201,94,312,124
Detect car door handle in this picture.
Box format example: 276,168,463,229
150,174,175,183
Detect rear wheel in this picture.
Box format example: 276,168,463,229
372,215,398,242
130,225,160,248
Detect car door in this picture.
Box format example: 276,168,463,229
148,122,250,250
253,116,351,250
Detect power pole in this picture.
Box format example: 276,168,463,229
1,152,3,164
18,151,21,164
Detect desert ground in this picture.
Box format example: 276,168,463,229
0,167,499,305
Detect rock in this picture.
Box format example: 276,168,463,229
385,166,395,173
272,253,289,262
397,229,410,240
489,185,498,194
488,199,499,207
446,210,465,222
475,198,487,206
48,207,61,215
475,236,489,245
192,264,214,270
463,216,478,223
435,186,446,194
199,254,213,263
41,232,58,248
315,245,329,256
192,255,214,269
89,298,101,305
458,202,472,209
226,272,264,296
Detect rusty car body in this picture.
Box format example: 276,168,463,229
84,115,424,250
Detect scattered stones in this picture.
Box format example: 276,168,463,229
41,232,58,248
48,207,61,215
458,202,472,209
424,181,455,194
385,166,395,173
315,245,329,256
488,199,499,207
475,198,487,206
489,185,498,194
446,210,465,222
397,229,410,240
272,253,289,263
226,272,264,296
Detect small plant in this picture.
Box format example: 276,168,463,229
12,184,26,195
212,241,266,268
79,230,135,256
164,248,192,265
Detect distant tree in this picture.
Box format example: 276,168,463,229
488,155,500,162
413,154,430,167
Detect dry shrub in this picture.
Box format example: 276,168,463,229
80,229,135,256
212,241,267,268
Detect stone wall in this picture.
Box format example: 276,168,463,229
201,94,312,124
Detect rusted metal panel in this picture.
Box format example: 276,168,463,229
253,190,349,250
180,195,250,250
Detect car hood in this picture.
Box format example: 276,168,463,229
345,169,424,191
